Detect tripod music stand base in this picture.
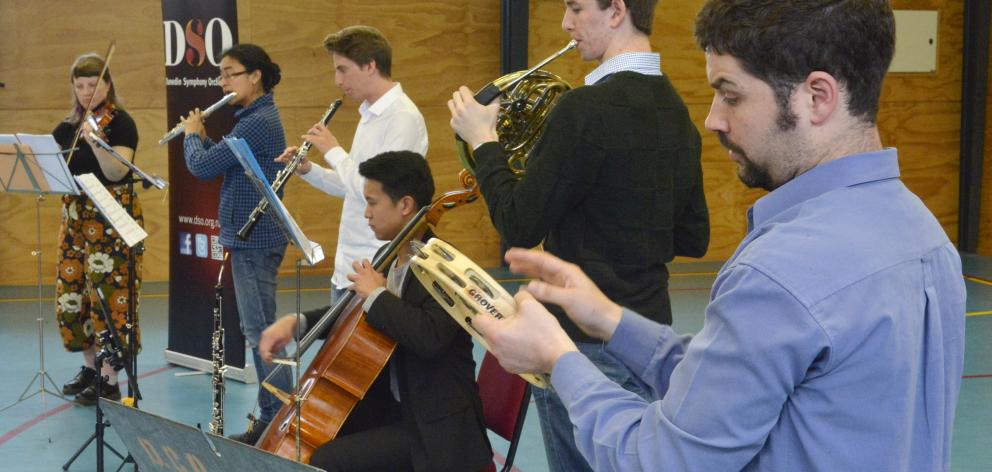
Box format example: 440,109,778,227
62,430,126,471
0,370,67,413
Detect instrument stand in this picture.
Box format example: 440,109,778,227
1,194,69,416
0,139,76,419
61,333,126,472
62,289,142,472
294,259,303,462
84,130,167,407
124,176,140,406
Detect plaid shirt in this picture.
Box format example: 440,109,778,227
184,93,288,248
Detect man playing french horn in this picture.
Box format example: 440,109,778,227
448,1,709,471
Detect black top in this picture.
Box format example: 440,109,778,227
302,233,492,472
474,71,710,342
52,107,138,186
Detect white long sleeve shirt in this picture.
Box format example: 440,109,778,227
299,83,428,289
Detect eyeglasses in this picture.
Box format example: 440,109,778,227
217,70,249,81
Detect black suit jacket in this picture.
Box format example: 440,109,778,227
303,234,492,472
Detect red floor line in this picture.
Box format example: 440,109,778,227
963,374,992,379
0,401,73,447
0,365,175,447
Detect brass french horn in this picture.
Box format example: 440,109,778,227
455,41,576,179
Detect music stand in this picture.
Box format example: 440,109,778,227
61,172,148,472
225,136,323,460
86,131,168,403
100,399,322,472
0,133,78,415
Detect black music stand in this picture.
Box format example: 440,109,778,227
86,131,168,402
60,171,149,472
225,136,324,459
0,134,77,418
62,287,143,472
100,399,322,472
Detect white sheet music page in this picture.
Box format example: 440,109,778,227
73,173,147,247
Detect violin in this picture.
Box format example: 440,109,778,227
84,101,117,141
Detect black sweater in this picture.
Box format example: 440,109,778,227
474,71,709,342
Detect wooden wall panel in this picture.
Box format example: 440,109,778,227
0,0,981,283
0,0,503,285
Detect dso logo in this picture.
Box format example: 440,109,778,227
163,18,233,67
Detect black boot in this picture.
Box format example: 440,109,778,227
62,366,97,395
229,419,269,446
73,381,121,406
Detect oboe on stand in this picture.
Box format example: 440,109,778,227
209,252,229,435
236,98,343,241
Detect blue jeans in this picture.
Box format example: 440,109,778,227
532,341,652,472
230,245,292,424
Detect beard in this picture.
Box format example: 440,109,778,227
718,132,776,191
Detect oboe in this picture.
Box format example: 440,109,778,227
158,92,237,145
236,98,343,241
209,252,229,435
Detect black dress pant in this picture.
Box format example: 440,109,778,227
308,373,414,472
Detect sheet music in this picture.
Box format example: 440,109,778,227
73,173,147,247
223,137,324,265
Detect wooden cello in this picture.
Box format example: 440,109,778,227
256,172,479,463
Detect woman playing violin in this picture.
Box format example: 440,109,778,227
52,52,143,406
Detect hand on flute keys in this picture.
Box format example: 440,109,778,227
179,108,206,138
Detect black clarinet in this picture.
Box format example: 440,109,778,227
209,253,229,435
236,99,343,241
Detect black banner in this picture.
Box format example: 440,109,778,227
161,1,247,376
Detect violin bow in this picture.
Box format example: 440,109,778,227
65,39,116,166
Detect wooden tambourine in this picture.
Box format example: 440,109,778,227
410,238,550,389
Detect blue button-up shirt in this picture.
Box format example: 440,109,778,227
553,148,966,471
184,93,288,249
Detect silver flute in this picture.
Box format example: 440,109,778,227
209,253,229,435
158,92,237,145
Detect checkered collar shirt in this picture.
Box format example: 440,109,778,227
584,51,663,86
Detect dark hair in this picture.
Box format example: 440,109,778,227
221,43,282,93
694,0,895,124
323,26,393,78
359,151,434,208
67,53,122,124
594,0,659,35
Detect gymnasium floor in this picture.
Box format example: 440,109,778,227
0,256,989,471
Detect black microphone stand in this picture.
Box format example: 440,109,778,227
62,288,142,472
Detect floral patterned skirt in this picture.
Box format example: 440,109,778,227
55,187,143,353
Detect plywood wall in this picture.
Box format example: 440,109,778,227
0,0,983,285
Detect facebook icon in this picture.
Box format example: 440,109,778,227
179,232,193,256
